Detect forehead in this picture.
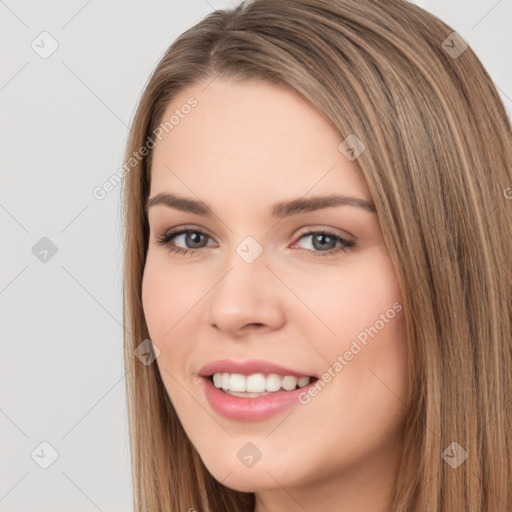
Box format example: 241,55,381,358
149,78,370,206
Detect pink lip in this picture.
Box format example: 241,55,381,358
198,358,315,378
197,359,317,421
199,376,317,422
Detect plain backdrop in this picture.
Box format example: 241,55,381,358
1,0,511,510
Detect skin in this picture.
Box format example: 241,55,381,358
142,78,409,512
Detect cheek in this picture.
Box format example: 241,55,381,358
141,256,203,340
289,250,403,343
141,257,208,399
296,250,407,394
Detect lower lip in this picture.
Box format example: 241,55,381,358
200,376,316,421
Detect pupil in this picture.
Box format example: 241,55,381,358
188,232,204,248
313,234,334,250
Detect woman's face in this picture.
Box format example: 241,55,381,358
142,78,409,509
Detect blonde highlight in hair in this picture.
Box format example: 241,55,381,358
121,1,512,510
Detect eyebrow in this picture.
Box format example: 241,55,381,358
145,192,377,217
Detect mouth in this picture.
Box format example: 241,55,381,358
200,373,319,421
208,372,319,398
197,359,320,420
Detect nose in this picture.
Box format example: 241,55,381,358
206,254,286,338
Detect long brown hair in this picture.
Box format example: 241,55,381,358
120,0,512,510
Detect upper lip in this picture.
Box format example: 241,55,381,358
198,359,316,379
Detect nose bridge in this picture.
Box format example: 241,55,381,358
206,238,285,333
221,233,269,290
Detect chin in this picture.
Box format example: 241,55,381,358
212,469,279,493
200,455,290,492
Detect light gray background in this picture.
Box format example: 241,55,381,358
1,1,511,510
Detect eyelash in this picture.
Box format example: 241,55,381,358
154,226,355,258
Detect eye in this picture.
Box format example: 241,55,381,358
291,229,355,258
154,226,355,258
154,227,215,257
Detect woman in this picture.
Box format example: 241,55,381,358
120,0,512,510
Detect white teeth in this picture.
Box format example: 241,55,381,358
229,373,246,392
213,373,222,388
211,372,312,393
266,373,282,392
246,373,266,392
297,376,310,387
282,376,298,391
221,372,230,390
